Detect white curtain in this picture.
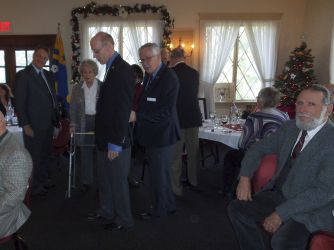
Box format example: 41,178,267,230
245,21,280,88
330,22,334,83
124,21,162,64
80,19,162,81
200,21,240,113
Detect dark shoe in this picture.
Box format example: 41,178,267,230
128,177,140,188
13,233,28,250
44,180,56,190
31,188,48,199
87,213,103,221
138,212,153,220
104,222,133,232
80,184,90,193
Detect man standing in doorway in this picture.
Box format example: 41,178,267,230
15,46,58,197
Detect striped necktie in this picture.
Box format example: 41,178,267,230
291,130,307,159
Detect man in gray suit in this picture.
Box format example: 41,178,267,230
228,84,334,250
0,111,32,238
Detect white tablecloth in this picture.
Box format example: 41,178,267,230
199,121,241,149
7,126,23,145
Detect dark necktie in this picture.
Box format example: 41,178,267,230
39,71,55,107
291,130,307,159
144,74,152,91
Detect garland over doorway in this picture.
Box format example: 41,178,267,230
70,1,174,82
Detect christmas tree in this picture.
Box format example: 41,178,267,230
274,42,317,107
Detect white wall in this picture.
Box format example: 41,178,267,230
2,0,325,84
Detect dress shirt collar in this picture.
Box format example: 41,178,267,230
149,63,163,80
106,51,119,70
173,61,185,67
32,63,43,75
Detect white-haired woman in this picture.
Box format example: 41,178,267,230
70,59,101,192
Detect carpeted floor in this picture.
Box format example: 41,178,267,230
2,143,239,250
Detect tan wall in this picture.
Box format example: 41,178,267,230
304,0,334,84
2,0,331,86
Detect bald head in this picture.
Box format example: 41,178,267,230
90,32,115,65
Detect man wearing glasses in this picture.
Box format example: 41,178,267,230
131,43,180,219
89,32,135,232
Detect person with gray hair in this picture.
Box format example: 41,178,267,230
132,42,180,219
169,47,202,197
0,110,32,238
222,87,289,199
69,59,101,192
228,84,334,250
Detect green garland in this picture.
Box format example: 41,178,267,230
70,1,174,82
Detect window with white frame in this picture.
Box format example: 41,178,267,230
80,19,162,80
200,20,279,106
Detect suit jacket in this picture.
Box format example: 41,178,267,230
95,55,135,151
0,131,32,238
70,79,101,132
136,64,180,147
172,62,202,128
14,64,57,131
240,120,334,233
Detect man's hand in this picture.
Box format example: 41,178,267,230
263,212,282,233
129,111,136,123
236,176,252,201
107,150,119,161
23,125,34,137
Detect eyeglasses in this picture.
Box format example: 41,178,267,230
138,55,158,64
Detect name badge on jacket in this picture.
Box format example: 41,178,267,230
147,97,156,102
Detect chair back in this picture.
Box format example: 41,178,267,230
251,154,277,193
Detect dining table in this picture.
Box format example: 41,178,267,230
198,120,242,149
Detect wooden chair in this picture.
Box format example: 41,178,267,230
252,154,334,250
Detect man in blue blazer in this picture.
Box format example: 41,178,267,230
228,84,334,250
133,43,180,218
14,46,58,196
89,32,135,231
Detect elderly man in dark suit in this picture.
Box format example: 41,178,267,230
0,111,32,238
88,32,135,232
132,43,180,219
228,84,334,250
14,46,58,197
169,48,202,197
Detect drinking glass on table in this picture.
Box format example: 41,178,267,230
209,112,216,124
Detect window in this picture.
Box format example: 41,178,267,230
0,35,55,88
216,26,262,101
200,19,279,108
81,19,162,81
0,50,5,83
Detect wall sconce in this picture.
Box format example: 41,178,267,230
170,37,194,57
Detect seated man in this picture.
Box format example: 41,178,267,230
222,87,289,198
0,111,32,238
228,84,334,250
